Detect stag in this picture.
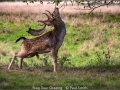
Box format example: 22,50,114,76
8,8,66,72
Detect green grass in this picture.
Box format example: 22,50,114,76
0,65,120,89
0,7,120,89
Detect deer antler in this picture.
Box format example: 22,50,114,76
37,10,53,26
45,10,53,17
42,13,51,20
27,24,46,36
27,10,53,36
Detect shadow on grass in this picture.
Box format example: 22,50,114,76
1,64,120,73
63,64,120,73
0,64,120,89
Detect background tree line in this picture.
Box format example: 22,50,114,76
0,0,119,14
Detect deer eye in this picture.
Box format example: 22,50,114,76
52,15,55,20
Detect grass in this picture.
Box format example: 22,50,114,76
0,2,120,89
0,65,120,89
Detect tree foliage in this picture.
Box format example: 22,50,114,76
21,0,120,13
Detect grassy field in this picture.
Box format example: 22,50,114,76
0,2,120,90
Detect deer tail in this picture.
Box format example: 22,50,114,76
15,37,27,43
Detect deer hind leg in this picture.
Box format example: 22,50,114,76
19,58,23,69
36,54,39,59
8,55,16,70
51,49,58,72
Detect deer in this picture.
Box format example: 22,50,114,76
8,7,66,72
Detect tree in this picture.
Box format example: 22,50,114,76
23,0,120,13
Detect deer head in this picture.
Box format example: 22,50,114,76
38,8,62,27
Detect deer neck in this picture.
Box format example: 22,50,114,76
53,20,66,40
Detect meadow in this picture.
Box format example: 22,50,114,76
0,2,120,89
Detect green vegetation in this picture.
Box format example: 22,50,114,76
0,65,120,89
0,4,120,89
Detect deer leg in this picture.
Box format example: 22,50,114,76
51,49,58,72
19,58,23,69
8,56,16,70
36,54,39,59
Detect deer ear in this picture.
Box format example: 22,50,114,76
52,7,60,19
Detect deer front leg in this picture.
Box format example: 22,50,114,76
19,58,23,69
8,56,16,70
51,49,58,72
